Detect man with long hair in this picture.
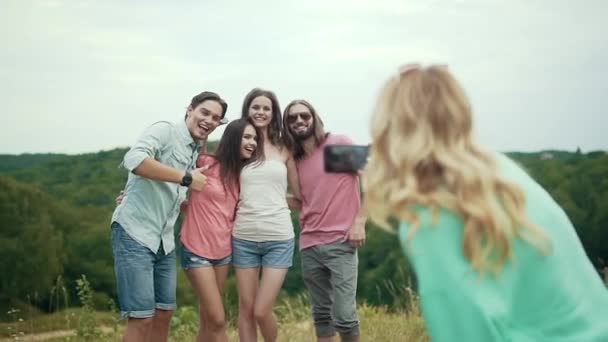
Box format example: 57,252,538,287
283,100,366,342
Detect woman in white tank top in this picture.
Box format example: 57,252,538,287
231,88,301,342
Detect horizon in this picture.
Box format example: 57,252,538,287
1,144,606,157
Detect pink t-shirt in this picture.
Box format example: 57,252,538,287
180,154,238,259
297,134,361,250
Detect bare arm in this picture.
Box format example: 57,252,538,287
347,171,367,248
133,157,185,183
347,206,367,248
286,193,302,211
180,199,189,213
133,158,209,191
123,122,185,184
122,122,208,190
285,151,302,200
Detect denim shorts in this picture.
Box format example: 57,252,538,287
180,244,232,269
232,237,295,269
111,222,177,319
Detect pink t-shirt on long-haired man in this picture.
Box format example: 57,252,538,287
297,134,361,250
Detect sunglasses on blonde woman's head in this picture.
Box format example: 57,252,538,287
398,63,422,75
286,112,312,124
398,63,448,77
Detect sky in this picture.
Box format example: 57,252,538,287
1,0,606,155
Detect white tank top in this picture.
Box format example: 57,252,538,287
232,159,294,241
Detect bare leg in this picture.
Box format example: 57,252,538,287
318,337,335,342
123,317,153,342
148,309,173,342
254,267,288,342
236,267,261,342
186,265,230,342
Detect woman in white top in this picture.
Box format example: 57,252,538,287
232,88,301,342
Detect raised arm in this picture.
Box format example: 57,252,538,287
133,158,188,183
122,122,207,190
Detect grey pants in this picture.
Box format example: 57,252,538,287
301,241,360,340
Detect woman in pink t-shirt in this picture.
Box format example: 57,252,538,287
180,117,262,342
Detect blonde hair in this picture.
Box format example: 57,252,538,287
363,65,550,274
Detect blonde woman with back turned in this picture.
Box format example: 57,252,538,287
364,63,608,341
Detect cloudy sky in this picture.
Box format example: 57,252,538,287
1,0,606,154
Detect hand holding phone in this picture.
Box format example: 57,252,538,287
324,144,369,173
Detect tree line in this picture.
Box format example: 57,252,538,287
0,148,606,319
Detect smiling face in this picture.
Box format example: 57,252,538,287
240,124,258,159
247,96,273,129
185,99,223,141
286,103,314,140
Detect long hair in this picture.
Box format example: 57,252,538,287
213,117,263,194
241,88,283,146
282,99,327,161
363,65,551,274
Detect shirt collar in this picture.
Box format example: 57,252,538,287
176,120,200,149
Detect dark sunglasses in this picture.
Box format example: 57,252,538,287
286,112,312,124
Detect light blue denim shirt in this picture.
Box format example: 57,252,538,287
111,120,199,254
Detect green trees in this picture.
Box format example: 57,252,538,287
0,177,66,306
0,149,606,317
506,151,608,268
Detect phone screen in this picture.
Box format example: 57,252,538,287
324,144,369,173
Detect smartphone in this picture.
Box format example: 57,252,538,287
324,144,369,173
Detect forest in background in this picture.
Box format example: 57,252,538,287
1,147,606,321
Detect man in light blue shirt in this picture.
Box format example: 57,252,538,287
111,91,227,342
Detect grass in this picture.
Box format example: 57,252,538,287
270,304,428,342
1,305,427,342
1,276,428,341
0,308,117,339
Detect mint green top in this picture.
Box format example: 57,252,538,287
399,154,608,341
